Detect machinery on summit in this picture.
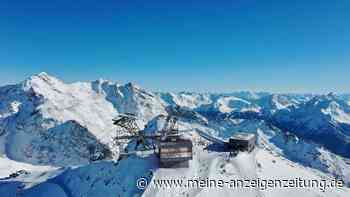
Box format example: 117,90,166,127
112,106,256,168
113,111,193,168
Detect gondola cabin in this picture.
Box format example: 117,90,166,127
159,135,193,168
227,132,256,152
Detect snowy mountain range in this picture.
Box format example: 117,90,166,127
0,72,350,197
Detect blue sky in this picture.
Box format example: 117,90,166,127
1,0,349,93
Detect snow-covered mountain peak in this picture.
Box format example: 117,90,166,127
125,82,140,90
321,101,350,124
91,79,119,95
304,93,350,116
23,72,64,91
256,94,298,115
308,92,338,105
213,96,254,113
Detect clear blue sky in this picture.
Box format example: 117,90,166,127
1,0,349,93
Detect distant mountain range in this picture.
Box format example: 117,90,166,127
0,72,349,197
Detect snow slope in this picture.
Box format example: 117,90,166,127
3,130,347,197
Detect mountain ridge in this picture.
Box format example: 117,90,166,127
0,72,350,197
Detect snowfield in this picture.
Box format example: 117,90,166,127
0,73,349,197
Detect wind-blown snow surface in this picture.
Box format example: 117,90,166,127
0,73,349,197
